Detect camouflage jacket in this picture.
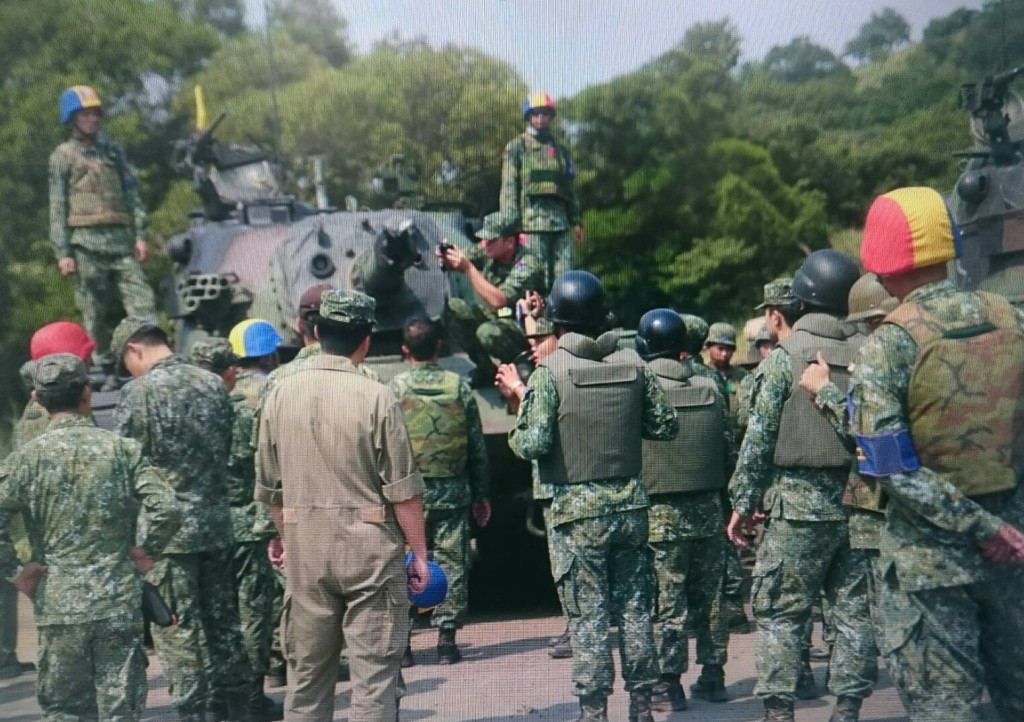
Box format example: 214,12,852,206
500,129,581,232
13,400,51,451
465,243,545,319
850,280,1019,590
508,361,678,527
48,132,146,258
115,354,234,554
728,345,849,521
0,415,181,625
715,364,751,416
228,370,274,541
388,363,489,510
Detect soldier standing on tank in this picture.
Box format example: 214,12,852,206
845,187,1024,721
112,317,259,722
635,310,733,711
437,212,544,386
389,317,490,665
705,322,751,417
500,91,583,291
255,290,430,722
508,271,678,722
49,86,156,388
0,353,182,721
727,251,877,722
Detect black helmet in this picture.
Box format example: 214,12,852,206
636,309,686,360
546,271,606,328
792,249,860,314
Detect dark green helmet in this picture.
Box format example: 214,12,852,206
636,309,686,360
546,271,606,328
680,313,710,354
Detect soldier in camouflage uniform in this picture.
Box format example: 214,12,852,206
728,252,876,722
508,271,678,722
737,324,777,434
500,91,583,292
437,212,544,385
635,310,733,711
0,354,182,721
112,317,258,721
706,322,751,417
49,87,156,382
389,317,490,664
848,187,1024,722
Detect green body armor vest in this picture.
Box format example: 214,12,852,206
520,134,573,203
773,313,860,469
63,142,132,228
887,292,1024,497
537,332,645,485
642,358,726,495
396,371,468,478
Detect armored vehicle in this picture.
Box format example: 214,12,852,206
949,66,1024,303
156,114,552,611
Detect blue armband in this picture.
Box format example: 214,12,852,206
854,429,920,477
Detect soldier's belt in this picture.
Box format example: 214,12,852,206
282,505,389,524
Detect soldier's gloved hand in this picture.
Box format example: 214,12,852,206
406,551,429,595
980,523,1024,565
798,351,831,396
58,257,77,276
268,537,286,569
129,546,155,575
472,502,492,528
12,562,47,599
135,239,149,263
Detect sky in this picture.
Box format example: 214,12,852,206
331,0,985,97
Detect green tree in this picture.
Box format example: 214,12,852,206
764,37,850,83
845,8,911,63
271,0,352,67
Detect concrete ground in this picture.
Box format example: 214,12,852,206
0,596,912,722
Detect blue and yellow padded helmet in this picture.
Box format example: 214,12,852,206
60,86,103,125
523,90,556,120
228,319,283,359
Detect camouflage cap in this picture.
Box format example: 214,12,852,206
188,337,239,374
19,360,36,394
319,289,376,326
523,315,554,338
476,211,521,241
706,322,738,347
680,313,709,352
33,353,88,395
755,277,796,309
111,316,162,369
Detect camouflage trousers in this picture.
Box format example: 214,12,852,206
751,518,877,703
68,239,156,367
425,506,470,628
542,502,570,616
552,509,660,698
233,540,276,677
0,578,17,670
523,230,573,293
37,616,147,721
879,566,1024,722
445,299,528,374
269,558,286,672
649,534,728,674
147,549,254,718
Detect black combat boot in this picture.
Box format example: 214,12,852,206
574,692,608,721
689,663,729,703
762,696,796,722
829,696,862,722
548,625,572,659
337,658,350,682
402,644,416,667
436,625,462,664
627,689,654,722
651,673,687,711
246,679,284,721
207,692,229,722
796,659,819,700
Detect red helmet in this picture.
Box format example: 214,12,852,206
30,322,96,362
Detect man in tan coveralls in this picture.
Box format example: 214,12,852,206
255,289,430,722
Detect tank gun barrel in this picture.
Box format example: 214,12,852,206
351,221,424,299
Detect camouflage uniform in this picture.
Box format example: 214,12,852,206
499,128,581,291
227,369,277,679
445,243,543,372
509,334,678,702
115,353,254,719
729,342,876,706
388,363,489,628
0,364,181,722
49,134,155,366
849,279,1024,722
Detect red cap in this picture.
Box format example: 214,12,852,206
30,321,96,362
298,284,334,318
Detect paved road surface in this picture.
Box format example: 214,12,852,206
0,595,913,721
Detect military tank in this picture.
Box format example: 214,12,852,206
158,113,553,612
948,65,1024,303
